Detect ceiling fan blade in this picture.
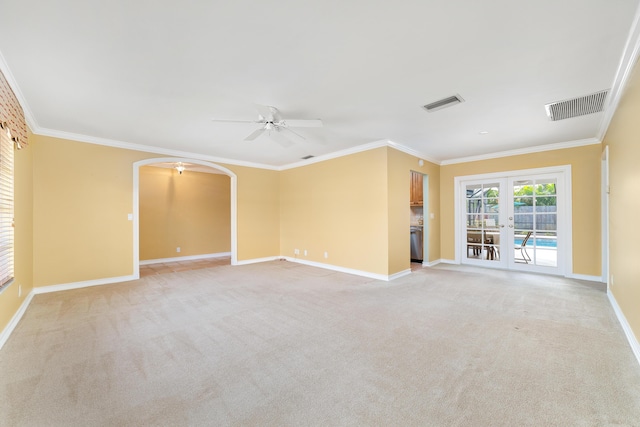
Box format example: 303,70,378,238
244,128,266,141
283,119,323,128
211,119,257,124
254,104,277,122
280,126,306,140
269,129,295,147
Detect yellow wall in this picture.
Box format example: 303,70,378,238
440,144,602,276
603,61,640,342
31,134,280,288
279,148,389,275
0,130,34,334
226,164,280,261
387,147,440,274
139,166,231,260
33,136,153,285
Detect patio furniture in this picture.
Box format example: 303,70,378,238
515,231,533,263
467,232,482,257
484,232,500,260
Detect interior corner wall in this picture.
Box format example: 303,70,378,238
32,135,157,286
139,166,231,261
602,60,640,343
386,147,440,274
439,144,602,276
279,148,389,275
0,128,34,334
223,164,280,262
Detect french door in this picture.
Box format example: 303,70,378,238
460,169,567,275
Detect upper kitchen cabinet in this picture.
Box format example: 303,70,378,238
410,171,423,206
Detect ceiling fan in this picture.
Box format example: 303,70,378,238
211,104,323,147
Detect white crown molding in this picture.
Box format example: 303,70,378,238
0,50,38,131
386,140,441,165
279,139,390,170
279,139,441,171
440,137,601,166
598,1,640,141
36,127,280,171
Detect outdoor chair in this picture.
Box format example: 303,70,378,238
515,231,533,263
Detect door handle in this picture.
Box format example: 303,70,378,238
499,224,505,228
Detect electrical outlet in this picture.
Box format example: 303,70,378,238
176,247,181,253
324,251,328,259
18,284,21,298
294,249,300,255
611,274,614,285
304,250,307,256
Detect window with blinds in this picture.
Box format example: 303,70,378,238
0,123,14,288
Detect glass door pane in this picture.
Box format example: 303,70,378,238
512,178,558,268
465,182,502,263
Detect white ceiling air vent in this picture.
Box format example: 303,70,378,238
545,89,609,121
422,94,465,113
301,155,314,160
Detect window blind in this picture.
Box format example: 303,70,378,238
0,124,13,287
0,69,28,148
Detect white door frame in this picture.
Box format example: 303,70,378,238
601,146,610,287
132,158,238,279
454,165,572,276
422,173,429,265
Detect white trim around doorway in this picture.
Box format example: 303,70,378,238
132,158,238,279
453,165,573,276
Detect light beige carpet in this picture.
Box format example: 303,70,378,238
1,261,639,426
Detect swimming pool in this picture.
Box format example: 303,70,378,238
515,237,557,248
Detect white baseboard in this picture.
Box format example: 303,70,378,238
34,275,138,295
437,259,458,265
0,290,34,350
140,252,231,266
234,256,282,266
282,256,397,281
608,290,640,368
423,259,447,267
565,273,604,283
389,269,412,281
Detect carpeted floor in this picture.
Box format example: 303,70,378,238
1,261,639,426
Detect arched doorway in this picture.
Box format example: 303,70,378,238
132,158,237,278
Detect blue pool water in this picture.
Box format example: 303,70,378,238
515,238,557,248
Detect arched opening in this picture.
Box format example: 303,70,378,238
133,158,237,278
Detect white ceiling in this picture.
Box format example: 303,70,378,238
1,0,639,168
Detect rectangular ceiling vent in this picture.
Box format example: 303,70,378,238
301,155,314,160
423,94,465,113
545,89,609,121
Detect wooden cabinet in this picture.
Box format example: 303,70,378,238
410,171,423,206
